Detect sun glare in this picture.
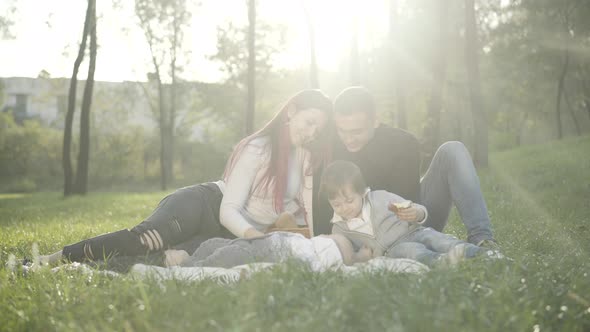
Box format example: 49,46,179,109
260,0,389,73
0,0,391,82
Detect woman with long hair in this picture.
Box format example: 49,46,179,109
37,89,333,267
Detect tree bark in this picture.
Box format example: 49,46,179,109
63,0,92,197
303,1,319,89
555,46,569,140
166,2,182,187
563,84,580,136
423,1,448,165
73,0,97,195
157,78,167,190
582,78,590,120
349,15,361,85
465,0,488,167
517,110,529,146
389,0,406,129
146,49,167,190
246,0,256,135
554,10,572,140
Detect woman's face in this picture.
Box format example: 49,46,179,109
288,107,329,148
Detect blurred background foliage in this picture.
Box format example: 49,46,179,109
0,0,589,193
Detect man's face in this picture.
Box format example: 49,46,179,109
334,111,377,152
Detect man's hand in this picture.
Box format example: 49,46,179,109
388,201,424,222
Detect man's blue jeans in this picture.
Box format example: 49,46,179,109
420,141,494,244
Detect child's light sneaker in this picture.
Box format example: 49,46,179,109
438,244,467,267
448,244,468,265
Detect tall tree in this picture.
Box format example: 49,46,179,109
389,0,406,129
563,84,581,135
302,0,319,89
209,20,287,140
135,0,191,190
0,1,16,39
553,2,579,139
423,1,449,165
486,0,590,143
63,0,93,196
73,0,97,194
246,0,256,135
465,0,488,166
350,16,361,85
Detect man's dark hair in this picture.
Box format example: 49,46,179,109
333,86,376,117
319,160,367,200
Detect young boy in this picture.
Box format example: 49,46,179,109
165,231,373,272
319,160,489,267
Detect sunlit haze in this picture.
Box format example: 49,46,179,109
0,0,389,83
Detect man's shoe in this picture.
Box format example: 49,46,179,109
476,239,509,260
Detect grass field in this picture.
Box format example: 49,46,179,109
1,136,589,331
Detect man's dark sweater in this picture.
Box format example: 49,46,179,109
313,125,421,235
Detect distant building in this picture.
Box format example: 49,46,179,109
0,76,156,130
0,77,226,140
0,77,69,126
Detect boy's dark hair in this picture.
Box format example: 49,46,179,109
333,86,376,117
319,160,367,199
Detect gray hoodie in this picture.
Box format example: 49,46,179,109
331,190,428,257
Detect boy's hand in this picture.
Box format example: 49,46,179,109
388,201,423,222
164,249,189,267
352,245,373,263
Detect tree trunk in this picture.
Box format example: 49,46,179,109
140,12,168,191
389,0,407,129
73,0,97,195
555,48,569,140
350,16,361,86
246,0,256,135
63,0,92,197
157,80,167,191
582,79,590,120
423,1,448,166
167,3,181,187
517,110,529,146
554,11,572,140
465,0,488,167
303,2,319,89
135,0,190,190
563,85,580,136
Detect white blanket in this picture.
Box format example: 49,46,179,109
129,257,429,284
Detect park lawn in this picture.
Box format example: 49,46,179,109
0,136,589,331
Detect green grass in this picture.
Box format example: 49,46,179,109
1,136,590,331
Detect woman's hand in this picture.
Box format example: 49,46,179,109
244,227,265,238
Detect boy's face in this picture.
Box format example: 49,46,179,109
328,186,364,221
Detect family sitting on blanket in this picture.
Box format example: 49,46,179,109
34,86,500,271
165,160,489,270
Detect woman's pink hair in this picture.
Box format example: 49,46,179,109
223,89,333,213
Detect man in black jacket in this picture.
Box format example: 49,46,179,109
313,86,497,248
